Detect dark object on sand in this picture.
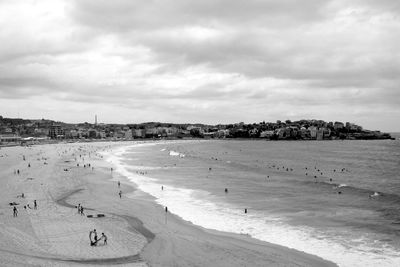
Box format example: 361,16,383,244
87,215,93,218
9,202,19,206
97,214,105,217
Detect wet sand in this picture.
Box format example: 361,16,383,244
0,142,337,266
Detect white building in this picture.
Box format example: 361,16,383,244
0,134,22,145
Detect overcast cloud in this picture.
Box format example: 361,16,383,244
0,0,399,131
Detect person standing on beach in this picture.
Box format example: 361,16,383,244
89,230,93,245
118,181,120,188
93,229,98,245
13,206,18,217
34,200,37,210
119,190,122,198
102,233,107,245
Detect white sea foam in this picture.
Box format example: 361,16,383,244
369,192,380,198
126,165,174,171
169,150,185,158
104,144,400,267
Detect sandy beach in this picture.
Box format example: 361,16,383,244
0,142,337,267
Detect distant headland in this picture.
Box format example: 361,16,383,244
0,115,393,145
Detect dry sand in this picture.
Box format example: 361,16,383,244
0,142,337,267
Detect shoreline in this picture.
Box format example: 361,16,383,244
103,141,338,267
0,135,396,150
0,141,337,266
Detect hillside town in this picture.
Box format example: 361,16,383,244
0,115,393,146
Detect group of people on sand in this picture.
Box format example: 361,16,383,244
12,197,38,217
89,229,107,246
24,199,37,210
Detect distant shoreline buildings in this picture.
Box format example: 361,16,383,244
0,115,393,146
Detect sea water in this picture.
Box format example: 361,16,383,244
104,139,400,267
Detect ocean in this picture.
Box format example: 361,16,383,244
105,139,400,267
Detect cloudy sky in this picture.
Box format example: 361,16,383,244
0,0,399,131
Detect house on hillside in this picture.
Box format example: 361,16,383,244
308,126,318,139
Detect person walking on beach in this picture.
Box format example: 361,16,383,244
34,200,37,210
119,190,122,198
102,233,107,245
13,206,18,217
